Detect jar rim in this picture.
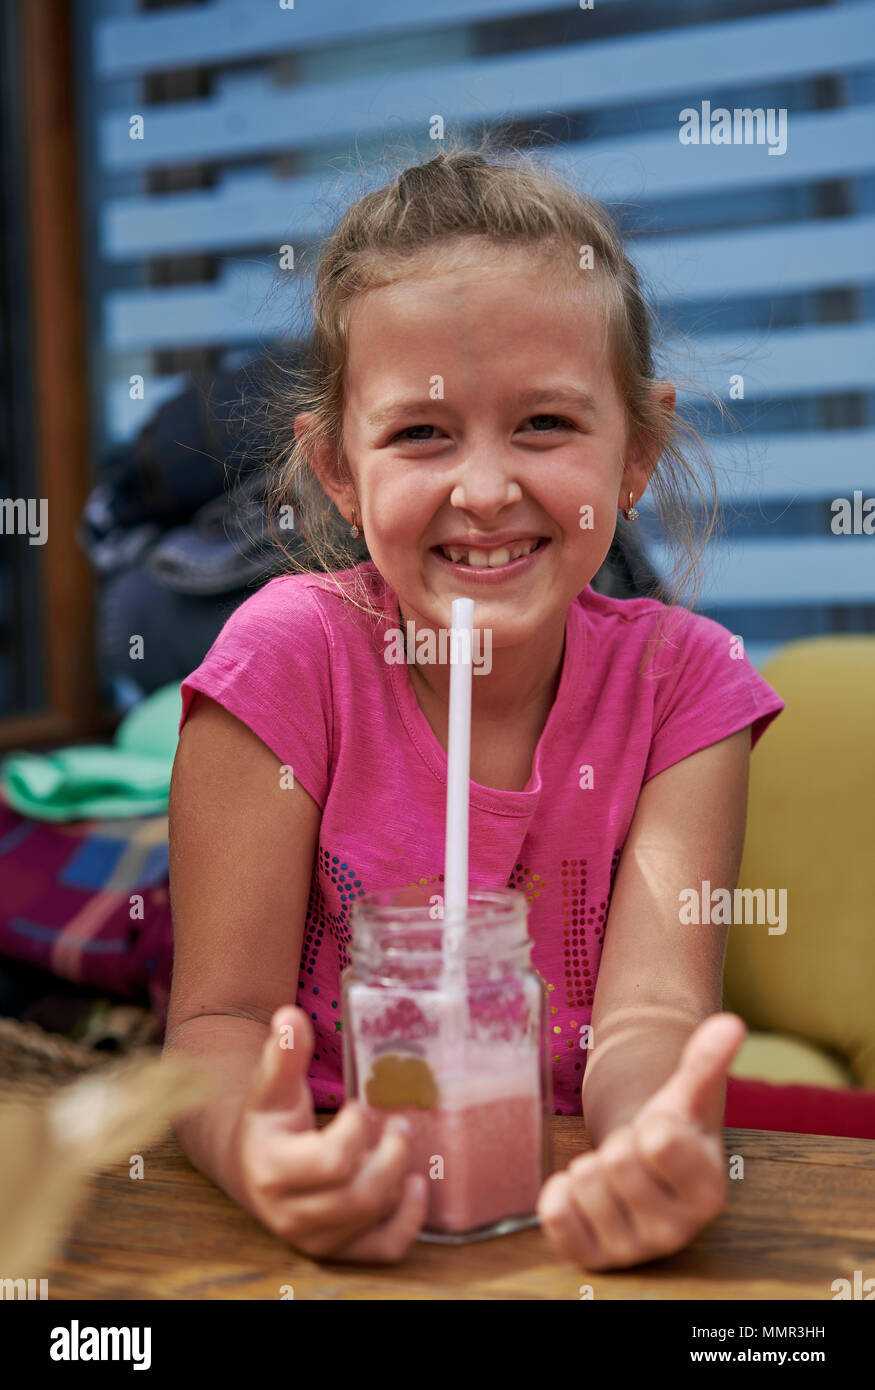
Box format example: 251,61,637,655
349,884,528,930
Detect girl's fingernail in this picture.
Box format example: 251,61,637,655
388,1115,412,1138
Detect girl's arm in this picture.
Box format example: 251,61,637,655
165,690,322,1197
537,726,753,1271
165,693,426,1259
581,725,751,1145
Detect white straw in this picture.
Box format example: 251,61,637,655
442,597,474,1002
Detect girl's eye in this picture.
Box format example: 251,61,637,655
525,414,572,432
391,425,440,443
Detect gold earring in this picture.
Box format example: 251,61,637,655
624,491,639,521
350,506,360,538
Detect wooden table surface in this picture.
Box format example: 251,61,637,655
46,1119,875,1301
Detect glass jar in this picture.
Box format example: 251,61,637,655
341,884,551,1243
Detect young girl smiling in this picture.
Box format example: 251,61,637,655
166,146,784,1269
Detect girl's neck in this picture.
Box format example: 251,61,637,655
398,601,568,729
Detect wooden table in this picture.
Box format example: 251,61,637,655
45,1120,875,1300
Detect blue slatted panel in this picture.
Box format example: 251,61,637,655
707,431,875,500
102,221,875,346
78,0,875,666
95,0,636,79
638,217,875,300
649,540,875,605
103,105,875,260
97,7,875,170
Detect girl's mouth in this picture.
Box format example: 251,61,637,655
429,537,550,581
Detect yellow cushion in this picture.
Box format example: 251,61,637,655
730,1031,855,1087
724,636,875,1088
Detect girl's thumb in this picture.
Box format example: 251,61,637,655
248,1005,313,1112
646,1012,746,1130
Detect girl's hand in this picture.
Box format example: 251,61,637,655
536,1011,747,1271
229,1006,428,1263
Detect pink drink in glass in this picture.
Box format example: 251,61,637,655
343,886,550,1241
350,987,546,1239
365,1083,543,1236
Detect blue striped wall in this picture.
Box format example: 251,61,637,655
77,0,875,669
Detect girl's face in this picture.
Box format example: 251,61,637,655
308,240,672,647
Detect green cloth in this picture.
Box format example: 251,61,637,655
0,682,183,821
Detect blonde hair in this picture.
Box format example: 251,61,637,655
258,132,729,628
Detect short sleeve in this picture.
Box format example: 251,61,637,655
177,575,332,808
643,609,785,784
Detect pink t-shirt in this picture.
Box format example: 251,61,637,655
178,561,784,1115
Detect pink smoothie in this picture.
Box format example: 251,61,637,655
347,978,547,1235
366,1090,543,1235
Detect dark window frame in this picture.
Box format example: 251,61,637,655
0,0,103,751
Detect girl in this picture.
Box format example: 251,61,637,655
166,145,784,1270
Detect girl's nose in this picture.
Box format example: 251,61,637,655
449,456,523,517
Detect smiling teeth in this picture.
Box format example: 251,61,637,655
441,539,540,567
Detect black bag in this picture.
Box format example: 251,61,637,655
77,356,293,591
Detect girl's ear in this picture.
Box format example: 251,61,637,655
619,381,676,508
294,410,357,518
